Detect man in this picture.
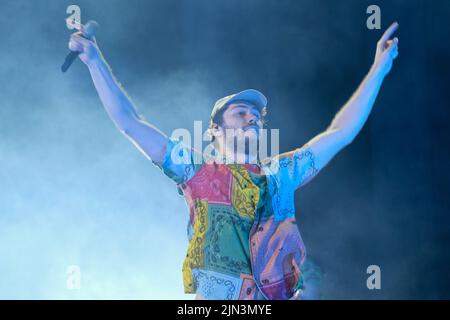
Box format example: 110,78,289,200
68,21,399,299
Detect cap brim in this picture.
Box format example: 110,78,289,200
227,89,267,111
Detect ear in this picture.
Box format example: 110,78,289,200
207,122,222,140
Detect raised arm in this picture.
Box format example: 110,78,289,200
68,27,168,165
304,22,399,172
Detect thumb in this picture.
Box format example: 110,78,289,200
386,37,399,51
388,37,399,57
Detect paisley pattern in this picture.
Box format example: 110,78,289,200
182,199,208,292
263,145,318,222
155,138,318,300
151,137,200,184
184,163,232,205
229,164,260,220
205,205,253,276
192,268,242,300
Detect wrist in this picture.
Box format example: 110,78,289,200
87,56,106,72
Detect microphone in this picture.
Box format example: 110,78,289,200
61,20,99,73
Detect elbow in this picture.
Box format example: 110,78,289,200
117,119,136,138
117,115,143,137
337,129,355,147
327,126,355,146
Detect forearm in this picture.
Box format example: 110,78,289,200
87,57,143,131
328,65,386,143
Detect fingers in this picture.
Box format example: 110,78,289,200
68,39,82,52
386,37,399,48
390,37,399,49
378,21,399,46
68,34,91,53
70,33,94,48
386,37,399,58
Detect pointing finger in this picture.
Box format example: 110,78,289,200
379,22,399,46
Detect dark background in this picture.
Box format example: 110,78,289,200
0,0,448,299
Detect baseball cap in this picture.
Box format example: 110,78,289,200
210,89,268,122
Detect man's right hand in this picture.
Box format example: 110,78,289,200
68,30,102,68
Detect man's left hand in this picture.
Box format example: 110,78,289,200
372,21,399,77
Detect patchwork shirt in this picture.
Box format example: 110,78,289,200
153,138,318,300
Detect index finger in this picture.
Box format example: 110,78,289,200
379,22,399,45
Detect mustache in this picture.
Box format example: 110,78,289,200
243,124,261,131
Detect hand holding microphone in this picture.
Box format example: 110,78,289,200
63,20,100,72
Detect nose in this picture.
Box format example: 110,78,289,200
247,112,259,124
248,115,262,129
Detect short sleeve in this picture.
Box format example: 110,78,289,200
277,144,318,190
152,137,200,185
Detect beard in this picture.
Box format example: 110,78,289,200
223,131,260,164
